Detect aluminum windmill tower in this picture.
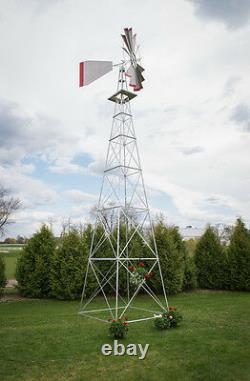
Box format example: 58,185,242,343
79,28,168,324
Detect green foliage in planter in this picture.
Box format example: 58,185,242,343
150,219,185,294
109,318,128,339
167,308,183,327
16,225,56,297
194,226,227,289
50,229,89,300
154,308,183,330
0,255,6,296
154,315,171,330
228,218,250,291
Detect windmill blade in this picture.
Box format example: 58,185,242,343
122,47,130,57
79,60,113,87
127,28,134,51
126,64,145,82
132,33,137,53
121,34,130,52
124,27,133,53
126,64,145,91
122,27,136,57
121,27,145,91
136,63,145,74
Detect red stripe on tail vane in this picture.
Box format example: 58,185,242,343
79,62,84,87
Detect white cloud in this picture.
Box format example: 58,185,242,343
49,161,87,175
188,0,250,30
0,0,250,236
0,164,58,209
65,189,98,203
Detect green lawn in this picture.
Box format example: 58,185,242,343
0,250,21,279
1,291,250,381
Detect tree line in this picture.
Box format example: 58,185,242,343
2,217,247,299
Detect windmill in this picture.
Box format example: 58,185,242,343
79,28,168,324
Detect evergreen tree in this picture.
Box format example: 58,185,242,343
81,223,112,297
119,223,146,295
228,218,250,291
50,229,89,300
16,225,55,297
0,255,6,296
150,220,185,295
194,226,226,289
182,252,197,291
82,223,94,250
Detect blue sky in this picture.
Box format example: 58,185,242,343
0,0,250,237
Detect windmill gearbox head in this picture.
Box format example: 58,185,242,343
79,27,145,91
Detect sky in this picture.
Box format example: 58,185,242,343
0,0,250,237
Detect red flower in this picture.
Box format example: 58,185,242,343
129,266,135,272
169,307,176,311
112,319,116,323
123,322,128,326
139,262,145,268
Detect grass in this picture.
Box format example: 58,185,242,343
0,291,250,381
0,250,21,279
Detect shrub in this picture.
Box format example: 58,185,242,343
0,255,6,297
150,220,185,294
109,317,128,339
182,254,197,291
194,226,227,289
16,225,56,297
83,223,113,296
185,239,198,257
50,229,88,300
228,218,250,291
82,223,146,297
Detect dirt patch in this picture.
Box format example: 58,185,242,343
6,279,18,288
0,294,33,302
1,280,38,302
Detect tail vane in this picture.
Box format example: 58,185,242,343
79,60,113,87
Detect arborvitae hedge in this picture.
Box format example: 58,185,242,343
151,221,185,294
50,229,88,300
16,225,56,297
0,255,6,296
194,226,227,289
182,253,197,291
228,218,250,291
16,218,250,299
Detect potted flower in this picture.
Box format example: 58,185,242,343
129,262,155,286
109,317,129,339
154,307,183,330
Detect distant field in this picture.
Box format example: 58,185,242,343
0,244,24,250
0,250,22,279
